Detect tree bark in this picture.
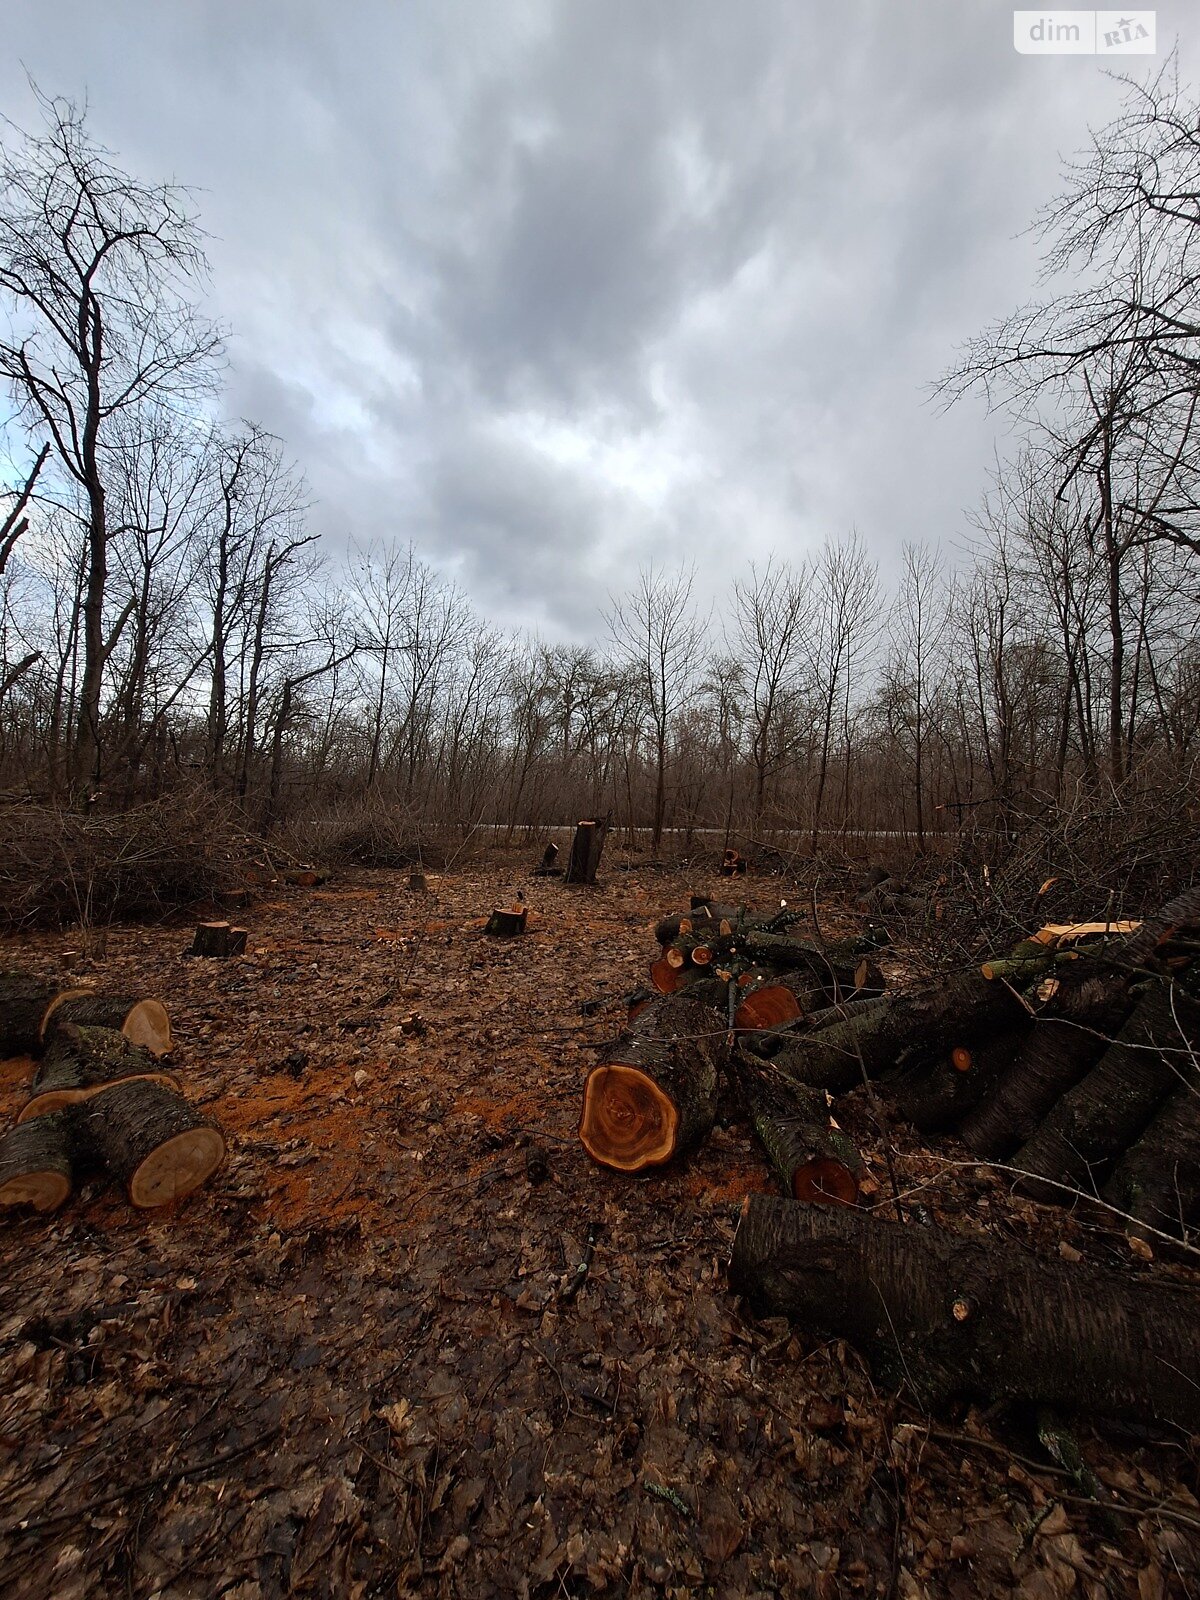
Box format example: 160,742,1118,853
1104,1086,1200,1237
43,994,172,1058
765,973,1030,1094
0,1110,75,1212
0,972,75,1057
736,1060,862,1205
19,1024,179,1123
956,998,1131,1158
78,1080,225,1208
730,1193,1200,1428
883,1028,1032,1135
579,995,727,1172
1012,984,1199,1201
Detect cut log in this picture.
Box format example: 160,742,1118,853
649,954,686,994
579,995,727,1173
78,1080,226,1207
18,1024,180,1123
484,906,528,937
883,1028,1031,1134
766,972,1030,1093
190,922,248,958
1011,983,1199,1200
730,1193,1200,1428
721,848,747,877
283,865,328,887
736,1059,862,1205
731,932,883,1002
0,972,93,1057
0,1110,75,1212
1104,1086,1200,1236
735,982,804,1032
956,994,1133,1158
564,816,609,886
41,994,172,1058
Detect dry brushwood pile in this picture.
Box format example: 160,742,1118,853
1,853,1199,1600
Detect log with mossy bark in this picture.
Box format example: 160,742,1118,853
17,1024,180,1123
0,1110,76,1212
1011,982,1199,1202
77,1080,226,1207
761,972,1031,1094
579,995,728,1173
734,1056,862,1205
1103,1084,1200,1237
40,993,172,1057
730,1193,1200,1429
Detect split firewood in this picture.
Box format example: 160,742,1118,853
882,1028,1032,1134
190,922,248,958
78,1080,226,1207
484,906,528,937
0,1110,76,1212
18,1024,180,1123
579,994,727,1173
1104,1084,1200,1236
730,1193,1200,1429
763,972,1030,1093
734,1057,862,1204
564,817,609,885
1012,982,1199,1202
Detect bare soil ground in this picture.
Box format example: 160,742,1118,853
1,856,1198,1599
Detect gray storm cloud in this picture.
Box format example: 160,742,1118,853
1,0,1196,637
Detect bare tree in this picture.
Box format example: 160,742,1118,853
729,559,812,823
607,566,703,854
0,91,220,786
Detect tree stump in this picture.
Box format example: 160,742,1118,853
0,1110,75,1212
409,871,428,893
579,995,727,1172
484,906,528,937
721,848,747,877
564,817,609,885
532,843,562,877
78,1080,226,1207
18,1024,180,1123
190,922,248,958
731,1193,1200,1428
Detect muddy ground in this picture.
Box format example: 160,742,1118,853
1,855,1198,1598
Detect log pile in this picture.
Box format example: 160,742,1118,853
577,885,1200,1427
0,971,226,1214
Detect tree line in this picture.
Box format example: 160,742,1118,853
0,75,1197,856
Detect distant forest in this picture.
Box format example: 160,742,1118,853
1,77,1197,879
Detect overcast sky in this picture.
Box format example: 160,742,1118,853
1,3,1196,639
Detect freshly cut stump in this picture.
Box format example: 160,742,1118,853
80,1081,226,1207
190,922,248,958
485,906,528,937
579,995,727,1172
41,994,172,1058
0,1111,75,1212
19,1024,179,1123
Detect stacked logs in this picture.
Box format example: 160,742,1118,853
0,971,226,1215
578,886,1200,1428
579,898,885,1206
